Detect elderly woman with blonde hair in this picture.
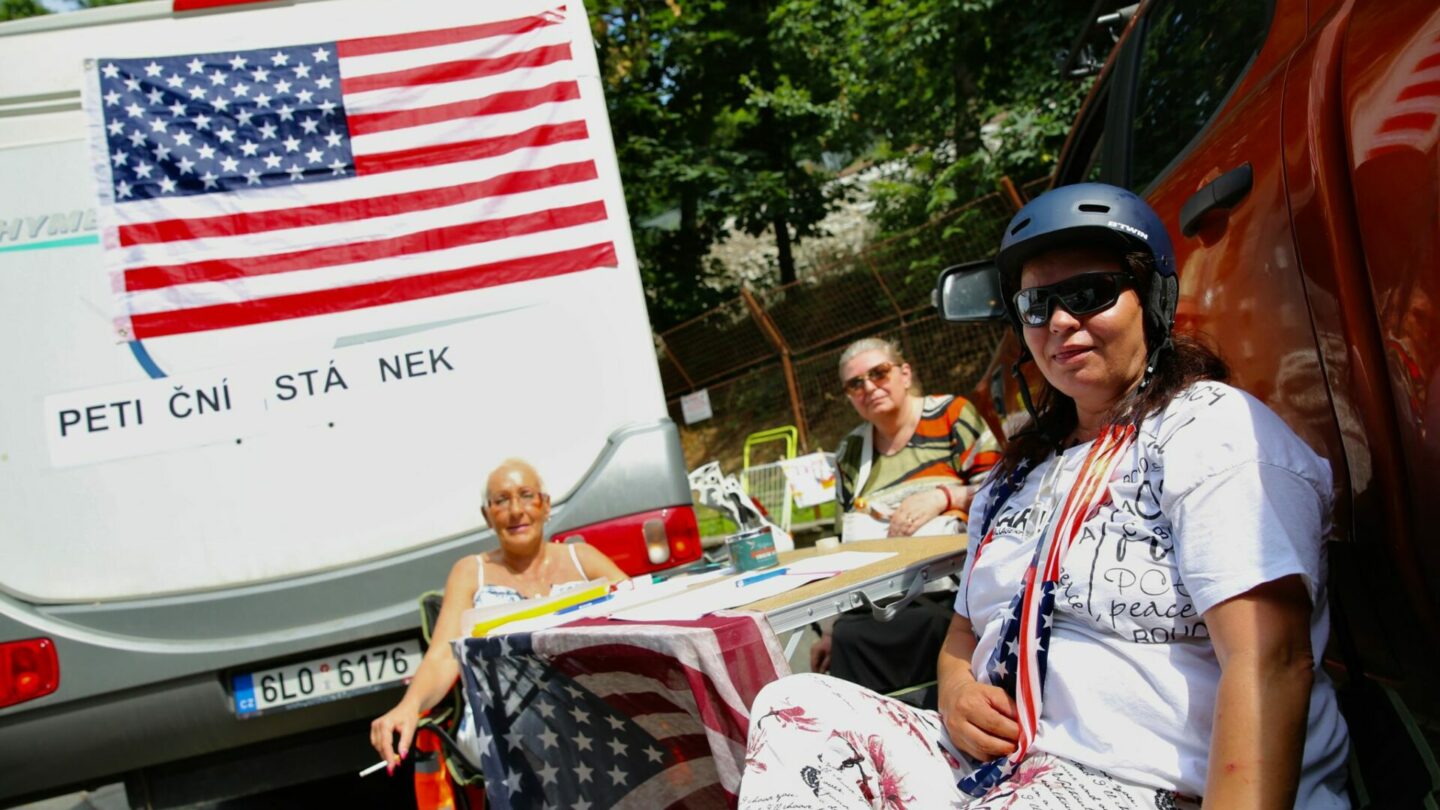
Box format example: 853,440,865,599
810,336,1001,704
832,336,1000,541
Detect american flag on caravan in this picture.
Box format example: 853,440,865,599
458,614,788,808
87,6,617,341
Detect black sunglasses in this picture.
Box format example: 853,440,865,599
1013,272,1135,327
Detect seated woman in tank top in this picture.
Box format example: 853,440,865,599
369,458,626,773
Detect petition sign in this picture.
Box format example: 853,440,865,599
45,333,461,468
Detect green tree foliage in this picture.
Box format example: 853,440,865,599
591,3,742,329
2,0,143,21
592,1,1093,330
1,0,48,21
774,0,1091,233
591,1,856,329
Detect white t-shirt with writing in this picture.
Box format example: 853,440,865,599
957,381,1349,806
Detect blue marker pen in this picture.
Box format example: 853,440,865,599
736,567,789,587
556,593,615,615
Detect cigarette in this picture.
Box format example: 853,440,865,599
358,759,389,777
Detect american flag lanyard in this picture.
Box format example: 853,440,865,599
958,423,1136,797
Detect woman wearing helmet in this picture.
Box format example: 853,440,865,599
738,184,1349,809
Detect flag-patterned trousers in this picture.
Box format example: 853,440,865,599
738,673,1201,810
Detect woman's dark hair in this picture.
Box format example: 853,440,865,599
993,250,1229,480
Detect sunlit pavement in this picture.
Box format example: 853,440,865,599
12,763,418,810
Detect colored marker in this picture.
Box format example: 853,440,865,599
736,567,790,587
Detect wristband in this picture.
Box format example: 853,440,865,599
937,484,953,513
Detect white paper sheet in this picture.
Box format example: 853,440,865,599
785,550,894,574
657,567,733,588
608,550,895,622
608,571,834,622
492,551,901,628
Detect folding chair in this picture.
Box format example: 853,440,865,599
412,591,487,810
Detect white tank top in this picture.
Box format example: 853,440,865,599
472,543,589,608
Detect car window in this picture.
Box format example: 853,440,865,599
1056,84,1109,187
1128,0,1272,190
1084,136,1105,182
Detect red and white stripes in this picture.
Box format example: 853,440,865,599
106,6,617,340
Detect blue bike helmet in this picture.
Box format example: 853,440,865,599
996,182,1178,389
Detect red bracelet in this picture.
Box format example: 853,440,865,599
937,484,953,512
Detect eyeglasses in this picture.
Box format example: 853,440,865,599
488,490,542,512
1013,272,1135,328
843,361,897,394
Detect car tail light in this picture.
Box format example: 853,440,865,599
174,0,274,11
553,505,702,576
0,638,59,709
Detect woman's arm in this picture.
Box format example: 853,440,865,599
888,482,974,537
937,612,1019,761
369,555,478,770
889,396,994,537
574,541,627,583
1202,574,1315,809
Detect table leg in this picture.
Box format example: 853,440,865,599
783,628,805,662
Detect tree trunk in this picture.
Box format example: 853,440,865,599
679,183,700,279
773,213,796,285
952,18,981,155
754,0,797,287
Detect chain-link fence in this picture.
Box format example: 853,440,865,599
661,179,1036,471
1021,174,1054,201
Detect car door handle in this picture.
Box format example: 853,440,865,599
1179,163,1253,236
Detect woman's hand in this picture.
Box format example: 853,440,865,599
370,700,419,773
809,631,833,673
940,678,1020,761
937,614,1019,761
887,487,949,537
367,556,474,774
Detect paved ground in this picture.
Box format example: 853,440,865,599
14,765,418,810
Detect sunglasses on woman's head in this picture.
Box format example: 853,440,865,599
843,361,896,394
1013,272,1136,327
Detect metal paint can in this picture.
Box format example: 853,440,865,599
726,526,779,572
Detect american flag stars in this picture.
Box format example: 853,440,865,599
462,635,678,809
96,42,353,201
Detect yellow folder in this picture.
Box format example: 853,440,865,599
468,582,611,637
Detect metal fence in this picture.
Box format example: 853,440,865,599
661,178,1045,470
1021,174,1054,201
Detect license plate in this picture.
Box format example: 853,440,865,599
232,639,423,718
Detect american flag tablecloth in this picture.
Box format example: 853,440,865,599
456,612,790,809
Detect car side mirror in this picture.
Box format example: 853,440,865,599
933,260,1007,323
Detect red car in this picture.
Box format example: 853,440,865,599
939,0,1440,801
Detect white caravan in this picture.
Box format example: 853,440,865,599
0,0,698,803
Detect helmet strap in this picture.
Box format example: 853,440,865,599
1137,274,1178,391
1012,344,1071,453
1009,356,1039,414
1137,337,1172,391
